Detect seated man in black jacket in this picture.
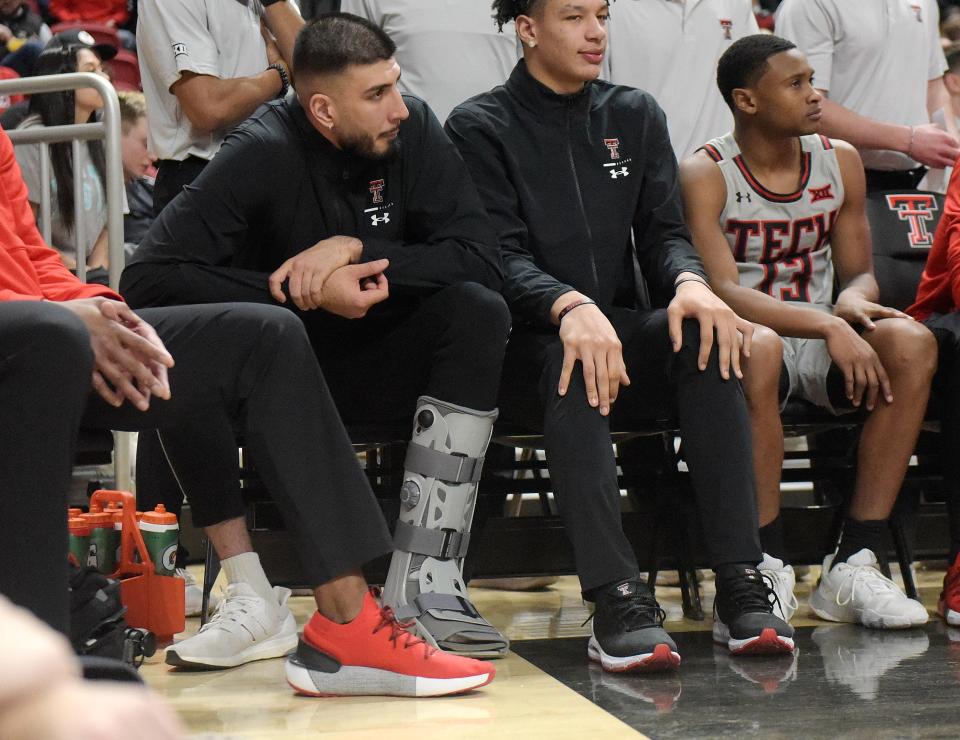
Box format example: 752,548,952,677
445,0,794,672
121,15,511,662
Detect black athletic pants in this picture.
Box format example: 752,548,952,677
121,262,510,525
153,156,209,217
922,312,960,551
0,300,392,634
500,308,763,595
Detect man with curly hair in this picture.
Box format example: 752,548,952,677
445,0,795,673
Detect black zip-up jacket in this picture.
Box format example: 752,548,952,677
445,60,707,328
125,95,503,300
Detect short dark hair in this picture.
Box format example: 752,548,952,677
492,0,612,32
492,0,543,31
293,13,396,79
947,42,960,75
716,34,797,111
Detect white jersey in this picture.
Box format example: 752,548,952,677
701,132,844,307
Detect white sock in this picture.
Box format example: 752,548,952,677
220,552,277,612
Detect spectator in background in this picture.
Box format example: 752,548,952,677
48,0,127,28
923,43,960,192
340,0,519,122
777,0,960,191
14,32,117,283
137,0,304,215
607,0,758,161
118,90,155,249
134,1,304,603
0,0,52,77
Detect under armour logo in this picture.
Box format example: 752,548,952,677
736,191,752,203
172,42,187,57
603,138,621,160
371,212,391,226
616,583,632,596
369,179,385,204
719,19,732,40
808,184,834,203
609,167,629,179
886,193,937,248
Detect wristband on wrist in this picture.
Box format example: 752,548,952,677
674,277,711,292
267,62,289,99
558,298,597,322
261,0,284,6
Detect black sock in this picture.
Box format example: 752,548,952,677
759,516,788,563
833,518,885,570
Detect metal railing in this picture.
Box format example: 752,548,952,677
0,72,131,490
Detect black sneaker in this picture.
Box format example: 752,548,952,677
713,564,795,655
587,579,681,673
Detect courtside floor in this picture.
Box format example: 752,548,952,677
142,566,959,739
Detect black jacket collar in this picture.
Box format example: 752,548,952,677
504,59,593,119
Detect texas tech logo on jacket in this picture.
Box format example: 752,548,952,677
700,132,844,305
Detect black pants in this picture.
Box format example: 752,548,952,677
0,301,391,634
864,167,927,192
121,262,510,523
153,156,209,217
500,308,762,595
922,312,960,546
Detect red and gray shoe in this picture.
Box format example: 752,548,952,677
587,579,681,673
285,589,495,698
939,553,960,627
713,564,795,656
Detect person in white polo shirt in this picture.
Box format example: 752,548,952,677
137,0,304,215
776,0,960,191
339,0,519,122
135,0,304,616
607,0,758,161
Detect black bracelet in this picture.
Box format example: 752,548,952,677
261,0,285,6
674,277,711,292
267,62,290,99
558,298,597,322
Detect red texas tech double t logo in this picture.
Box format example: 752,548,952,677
886,194,937,248
369,179,385,204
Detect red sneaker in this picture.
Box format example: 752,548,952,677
939,554,960,627
286,589,496,697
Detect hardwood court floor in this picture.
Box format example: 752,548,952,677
142,564,957,739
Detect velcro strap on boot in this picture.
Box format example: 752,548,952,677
393,592,481,622
393,521,471,559
404,444,484,483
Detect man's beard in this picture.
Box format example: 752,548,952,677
339,130,400,162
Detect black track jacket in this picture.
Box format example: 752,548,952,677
445,60,707,328
126,95,503,300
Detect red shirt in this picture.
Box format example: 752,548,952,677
48,0,127,27
0,125,121,303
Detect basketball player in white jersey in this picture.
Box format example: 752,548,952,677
681,34,937,630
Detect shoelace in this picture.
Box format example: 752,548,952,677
197,589,261,634
724,571,778,614
834,564,902,608
761,570,798,614
583,589,667,632
373,606,437,659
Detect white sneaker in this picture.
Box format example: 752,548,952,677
165,583,298,669
758,554,798,622
809,549,928,629
177,567,221,618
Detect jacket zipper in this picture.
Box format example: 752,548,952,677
566,102,601,295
